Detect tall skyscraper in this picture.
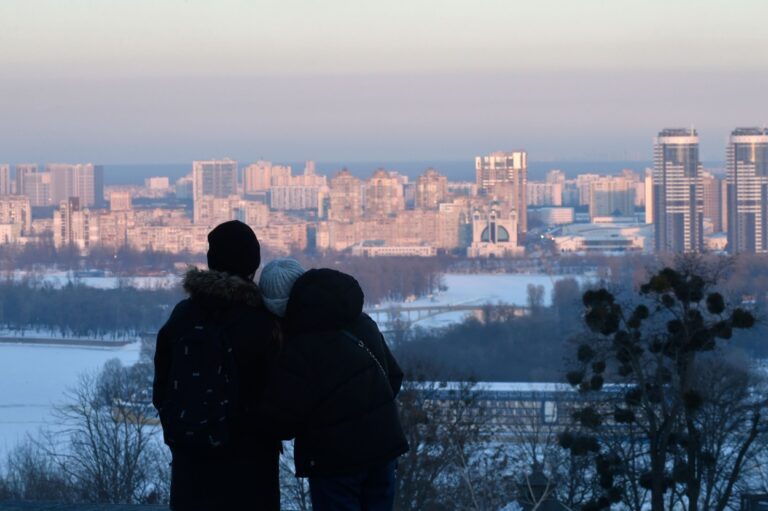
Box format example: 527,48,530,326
475,151,527,238
48,163,104,208
653,128,703,253
726,127,768,253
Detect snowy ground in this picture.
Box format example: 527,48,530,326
0,327,140,342
0,342,141,460
6,270,181,290
371,273,593,329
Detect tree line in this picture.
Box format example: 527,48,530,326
0,281,182,339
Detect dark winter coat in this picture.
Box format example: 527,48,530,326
153,268,281,511
260,268,409,478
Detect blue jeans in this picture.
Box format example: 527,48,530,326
309,460,397,511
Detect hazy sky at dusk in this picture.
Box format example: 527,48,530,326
1,0,766,163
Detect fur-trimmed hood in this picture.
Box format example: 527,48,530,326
182,267,262,308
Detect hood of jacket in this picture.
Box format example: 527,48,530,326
182,267,262,308
286,268,363,333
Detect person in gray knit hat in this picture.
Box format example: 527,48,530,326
259,258,306,317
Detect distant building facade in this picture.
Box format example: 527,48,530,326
467,202,523,257
0,196,32,238
328,169,363,223
726,127,768,253
53,198,98,252
701,171,724,233
0,165,10,196
192,159,238,223
48,163,104,208
653,128,703,253
415,168,448,210
588,176,635,220
365,169,406,218
475,151,527,239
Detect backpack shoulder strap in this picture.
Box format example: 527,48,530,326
341,329,388,380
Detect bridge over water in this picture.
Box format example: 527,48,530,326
364,303,530,332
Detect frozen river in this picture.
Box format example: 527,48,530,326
0,342,140,459
373,272,592,329
0,272,592,460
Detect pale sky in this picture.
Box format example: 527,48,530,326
0,0,766,163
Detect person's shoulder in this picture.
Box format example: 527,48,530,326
357,312,382,335
165,298,195,323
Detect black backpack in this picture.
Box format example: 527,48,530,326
159,317,240,451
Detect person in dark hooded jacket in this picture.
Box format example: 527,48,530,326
153,220,281,510
259,267,408,511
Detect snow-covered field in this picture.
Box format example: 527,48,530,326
6,270,181,290
0,342,141,460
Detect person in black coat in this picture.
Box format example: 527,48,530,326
153,221,281,511
259,266,409,511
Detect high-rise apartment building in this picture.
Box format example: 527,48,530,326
192,159,238,199
267,165,326,211
644,169,654,224
14,164,37,197
0,165,10,196
0,196,32,235
653,128,703,253
328,169,362,223
726,127,768,253
415,168,448,210
475,151,527,238
365,169,405,218
53,198,98,252
527,181,563,206
18,168,52,207
243,161,272,194
588,176,635,220
48,163,104,208
575,174,601,206
546,169,565,184
192,159,238,223
701,171,723,233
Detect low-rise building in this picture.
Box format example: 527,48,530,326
552,222,652,254
351,240,437,257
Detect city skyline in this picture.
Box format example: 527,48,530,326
0,1,766,163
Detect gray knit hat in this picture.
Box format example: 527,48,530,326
259,258,306,317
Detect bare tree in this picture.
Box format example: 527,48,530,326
561,263,767,511
36,360,168,504
279,442,312,511
0,439,73,501
395,375,516,510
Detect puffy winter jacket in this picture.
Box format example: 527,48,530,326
153,268,281,510
260,268,409,477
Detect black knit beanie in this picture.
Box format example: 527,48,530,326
206,220,261,279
